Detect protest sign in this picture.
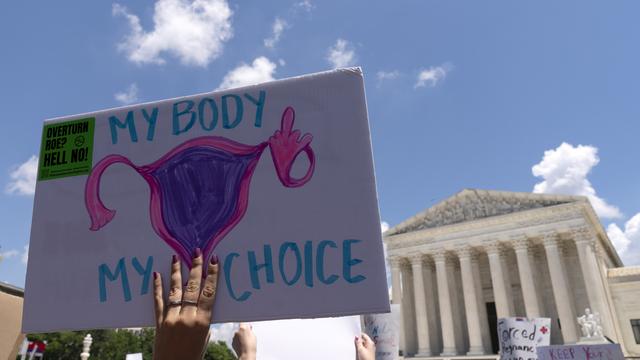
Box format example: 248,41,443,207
498,317,551,360
252,316,361,360
22,68,389,332
537,344,624,360
363,304,400,360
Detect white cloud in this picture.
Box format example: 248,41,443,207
0,245,29,266
263,1,312,51
380,220,391,297
114,83,139,105
112,0,233,67
532,143,640,264
217,57,277,90
6,155,38,196
293,0,314,13
377,70,399,81
532,143,622,219
381,221,389,233
0,249,19,262
264,18,288,49
376,70,400,87
211,322,238,347
607,214,640,265
415,63,452,88
326,39,356,69
21,245,29,265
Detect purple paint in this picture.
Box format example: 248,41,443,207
85,106,315,266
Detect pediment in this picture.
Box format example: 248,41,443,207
386,189,586,236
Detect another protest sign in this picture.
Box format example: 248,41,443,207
22,68,390,332
498,317,551,360
363,304,400,360
252,316,361,360
537,344,624,360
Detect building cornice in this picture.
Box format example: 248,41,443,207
385,192,624,268
385,202,582,249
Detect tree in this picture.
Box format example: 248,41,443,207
23,329,234,360
25,331,85,359
204,341,237,360
24,328,156,359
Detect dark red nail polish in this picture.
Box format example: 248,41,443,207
211,254,219,265
172,255,178,264
194,248,202,258
153,272,158,279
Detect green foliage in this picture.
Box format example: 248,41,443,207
23,329,234,360
26,328,155,360
204,341,237,360
26,331,84,359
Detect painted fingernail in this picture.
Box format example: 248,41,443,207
153,272,158,279
194,248,202,258
172,255,178,264
211,254,219,265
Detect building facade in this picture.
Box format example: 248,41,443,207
0,281,25,359
384,189,640,358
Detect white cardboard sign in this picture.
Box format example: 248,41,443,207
363,304,400,360
498,317,551,360
22,68,389,332
536,344,624,360
252,316,361,360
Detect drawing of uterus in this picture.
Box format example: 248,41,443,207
85,107,315,266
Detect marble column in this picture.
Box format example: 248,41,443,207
485,242,514,319
434,250,457,356
410,254,431,356
423,260,441,353
542,233,579,343
572,227,615,339
457,246,485,355
512,235,542,318
401,262,417,354
389,256,405,354
389,256,403,305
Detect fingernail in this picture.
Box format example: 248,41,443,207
194,248,202,258
172,255,178,264
153,272,158,279
211,254,219,265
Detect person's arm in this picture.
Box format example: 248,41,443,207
152,250,219,360
354,333,375,360
232,323,257,360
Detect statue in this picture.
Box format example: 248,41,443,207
577,308,605,343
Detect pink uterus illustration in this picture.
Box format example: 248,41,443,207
85,107,315,266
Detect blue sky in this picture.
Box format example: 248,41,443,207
2,0,640,290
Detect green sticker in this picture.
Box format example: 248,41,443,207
38,117,95,181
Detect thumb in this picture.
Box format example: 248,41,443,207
354,336,363,360
360,333,374,348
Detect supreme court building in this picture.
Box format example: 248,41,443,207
384,189,640,358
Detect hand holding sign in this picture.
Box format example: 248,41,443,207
152,251,219,360
232,323,257,360
355,333,376,360
24,69,389,332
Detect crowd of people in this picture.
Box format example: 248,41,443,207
151,249,376,360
